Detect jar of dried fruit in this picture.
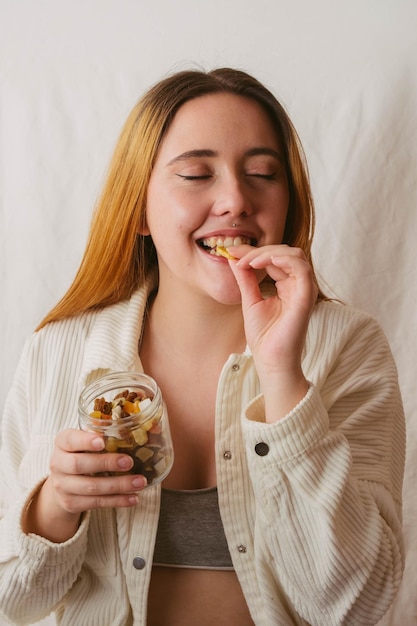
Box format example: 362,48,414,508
78,371,174,487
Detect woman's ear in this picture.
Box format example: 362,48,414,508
137,223,151,236
137,212,150,236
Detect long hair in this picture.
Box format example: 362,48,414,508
37,67,325,330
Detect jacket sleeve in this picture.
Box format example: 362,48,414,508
242,305,405,626
0,334,90,625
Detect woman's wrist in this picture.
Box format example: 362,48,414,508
259,368,309,423
21,477,82,543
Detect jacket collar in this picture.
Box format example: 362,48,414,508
79,270,158,387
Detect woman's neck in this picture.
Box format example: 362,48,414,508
140,284,247,367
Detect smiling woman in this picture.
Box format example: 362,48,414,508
32,68,321,327
0,67,405,626
143,92,289,308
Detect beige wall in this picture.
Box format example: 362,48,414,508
1,1,416,624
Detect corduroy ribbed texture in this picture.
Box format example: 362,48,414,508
0,285,405,626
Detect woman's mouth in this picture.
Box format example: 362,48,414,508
198,235,254,256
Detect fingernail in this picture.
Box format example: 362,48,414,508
117,456,133,469
92,437,105,450
132,476,147,489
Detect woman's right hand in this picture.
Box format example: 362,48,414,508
22,428,147,543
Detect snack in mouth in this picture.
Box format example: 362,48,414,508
90,389,170,483
199,235,251,257
215,245,236,260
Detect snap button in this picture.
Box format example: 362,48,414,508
223,450,232,460
237,544,247,553
231,363,240,371
255,442,269,456
132,556,146,570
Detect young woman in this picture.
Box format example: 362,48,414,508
0,68,405,626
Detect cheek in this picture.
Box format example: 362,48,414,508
263,207,289,243
147,193,206,238
273,190,290,239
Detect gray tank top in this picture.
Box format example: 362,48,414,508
153,486,234,570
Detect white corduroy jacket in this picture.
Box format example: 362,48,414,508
0,277,405,626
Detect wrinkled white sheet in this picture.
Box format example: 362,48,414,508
1,1,416,624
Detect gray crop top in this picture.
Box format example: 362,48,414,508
152,487,234,570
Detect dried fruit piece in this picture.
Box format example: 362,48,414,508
136,447,154,463
133,427,148,446
216,245,236,260
123,400,141,414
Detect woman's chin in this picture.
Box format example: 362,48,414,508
207,285,243,307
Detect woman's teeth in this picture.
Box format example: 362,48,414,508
201,236,250,255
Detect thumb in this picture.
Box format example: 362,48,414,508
228,261,264,311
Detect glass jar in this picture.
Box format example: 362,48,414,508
78,371,174,487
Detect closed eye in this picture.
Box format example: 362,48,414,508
176,174,212,181
246,173,277,180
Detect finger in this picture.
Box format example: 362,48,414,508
245,252,313,286
241,247,306,270
231,244,298,268
56,428,105,453
228,260,265,311
225,243,254,260
51,448,135,477
53,473,147,512
270,255,319,308
270,254,315,286
61,472,147,498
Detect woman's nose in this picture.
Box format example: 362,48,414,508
212,176,253,218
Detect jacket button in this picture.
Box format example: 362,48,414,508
223,450,232,460
255,442,269,456
133,556,146,570
237,544,247,553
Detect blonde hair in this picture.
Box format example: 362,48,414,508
37,67,325,330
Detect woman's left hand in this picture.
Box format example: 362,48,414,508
228,244,318,419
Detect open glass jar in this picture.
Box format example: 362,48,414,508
78,371,174,487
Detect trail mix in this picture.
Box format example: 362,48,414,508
90,389,169,483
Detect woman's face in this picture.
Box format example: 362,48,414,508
145,92,289,305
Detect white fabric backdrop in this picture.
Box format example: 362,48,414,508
1,1,416,624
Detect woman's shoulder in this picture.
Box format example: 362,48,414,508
311,299,382,332
34,288,145,343
23,286,148,376
307,299,393,363
30,306,102,349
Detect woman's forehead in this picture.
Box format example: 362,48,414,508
157,93,282,158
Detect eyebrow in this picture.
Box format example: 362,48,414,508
245,147,284,162
167,149,216,166
167,146,284,166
